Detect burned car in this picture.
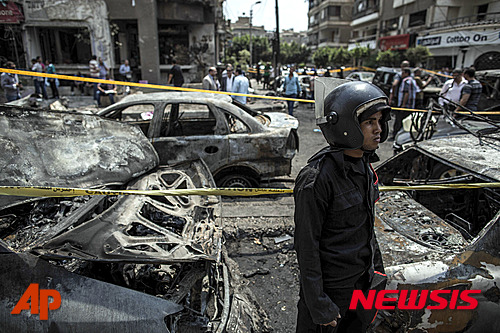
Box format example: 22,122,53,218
97,92,299,188
0,106,269,332
372,132,500,332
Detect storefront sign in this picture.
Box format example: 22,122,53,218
417,29,500,49
0,1,24,23
379,34,410,51
348,40,377,51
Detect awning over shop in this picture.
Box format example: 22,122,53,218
379,34,410,51
0,1,24,24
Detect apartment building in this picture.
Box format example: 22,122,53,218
307,0,354,50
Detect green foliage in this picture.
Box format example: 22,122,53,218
376,50,400,67
331,47,351,66
280,41,311,65
312,47,333,67
405,46,432,67
238,50,251,66
350,46,371,66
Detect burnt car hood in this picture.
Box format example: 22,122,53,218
0,106,159,209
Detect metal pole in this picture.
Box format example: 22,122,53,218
274,0,280,90
250,9,253,67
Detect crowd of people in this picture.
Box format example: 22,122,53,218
1,55,484,118
387,60,482,140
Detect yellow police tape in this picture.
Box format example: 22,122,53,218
3,68,500,114
0,183,499,198
0,68,314,104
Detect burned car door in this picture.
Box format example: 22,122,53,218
149,102,229,173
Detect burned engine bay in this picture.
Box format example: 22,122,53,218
0,106,269,332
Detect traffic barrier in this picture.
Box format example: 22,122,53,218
0,183,499,198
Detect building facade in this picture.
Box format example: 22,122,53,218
307,0,354,50
0,0,227,84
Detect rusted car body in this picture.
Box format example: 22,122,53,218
97,92,299,187
0,106,269,332
373,133,500,332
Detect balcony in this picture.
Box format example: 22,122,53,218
430,12,500,29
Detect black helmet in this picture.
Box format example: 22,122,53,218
317,81,391,149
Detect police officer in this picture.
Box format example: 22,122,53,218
294,80,389,332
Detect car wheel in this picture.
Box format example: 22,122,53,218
431,164,462,179
218,174,256,188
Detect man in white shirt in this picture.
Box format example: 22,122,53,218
438,69,466,109
232,68,250,104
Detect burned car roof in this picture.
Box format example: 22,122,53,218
373,133,500,332
0,105,159,210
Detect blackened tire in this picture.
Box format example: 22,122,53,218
218,174,257,188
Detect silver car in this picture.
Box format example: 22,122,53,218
98,92,299,187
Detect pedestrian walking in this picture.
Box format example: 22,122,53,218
89,55,100,101
294,80,389,333
1,61,23,102
456,67,482,112
413,68,433,109
31,57,48,99
392,68,416,138
220,65,235,92
97,74,117,107
167,58,184,87
119,59,133,82
388,60,410,107
232,68,250,104
438,68,466,110
282,65,301,116
98,57,109,80
202,67,219,91
45,60,59,99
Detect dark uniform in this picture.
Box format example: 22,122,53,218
294,80,390,333
294,148,385,332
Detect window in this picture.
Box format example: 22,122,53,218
111,103,155,135
328,6,341,17
38,27,91,64
409,10,427,27
223,112,249,134
165,103,216,136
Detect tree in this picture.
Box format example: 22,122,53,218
331,47,351,67
312,47,332,67
280,41,311,65
376,50,400,67
405,46,432,67
350,46,371,67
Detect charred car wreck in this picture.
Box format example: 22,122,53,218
0,106,269,332
373,132,500,332
97,92,299,188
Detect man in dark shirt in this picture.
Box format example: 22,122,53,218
294,80,389,332
167,58,184,87
456,67,482,112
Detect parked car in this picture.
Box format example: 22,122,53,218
0,105,269,332
97,92,299,188
371,67,442,106
346,71,375,82
372,131,500,332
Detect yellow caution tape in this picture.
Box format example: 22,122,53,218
0,186,293,197
0,68,314,104
0,183,499,198
3,68,500,114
